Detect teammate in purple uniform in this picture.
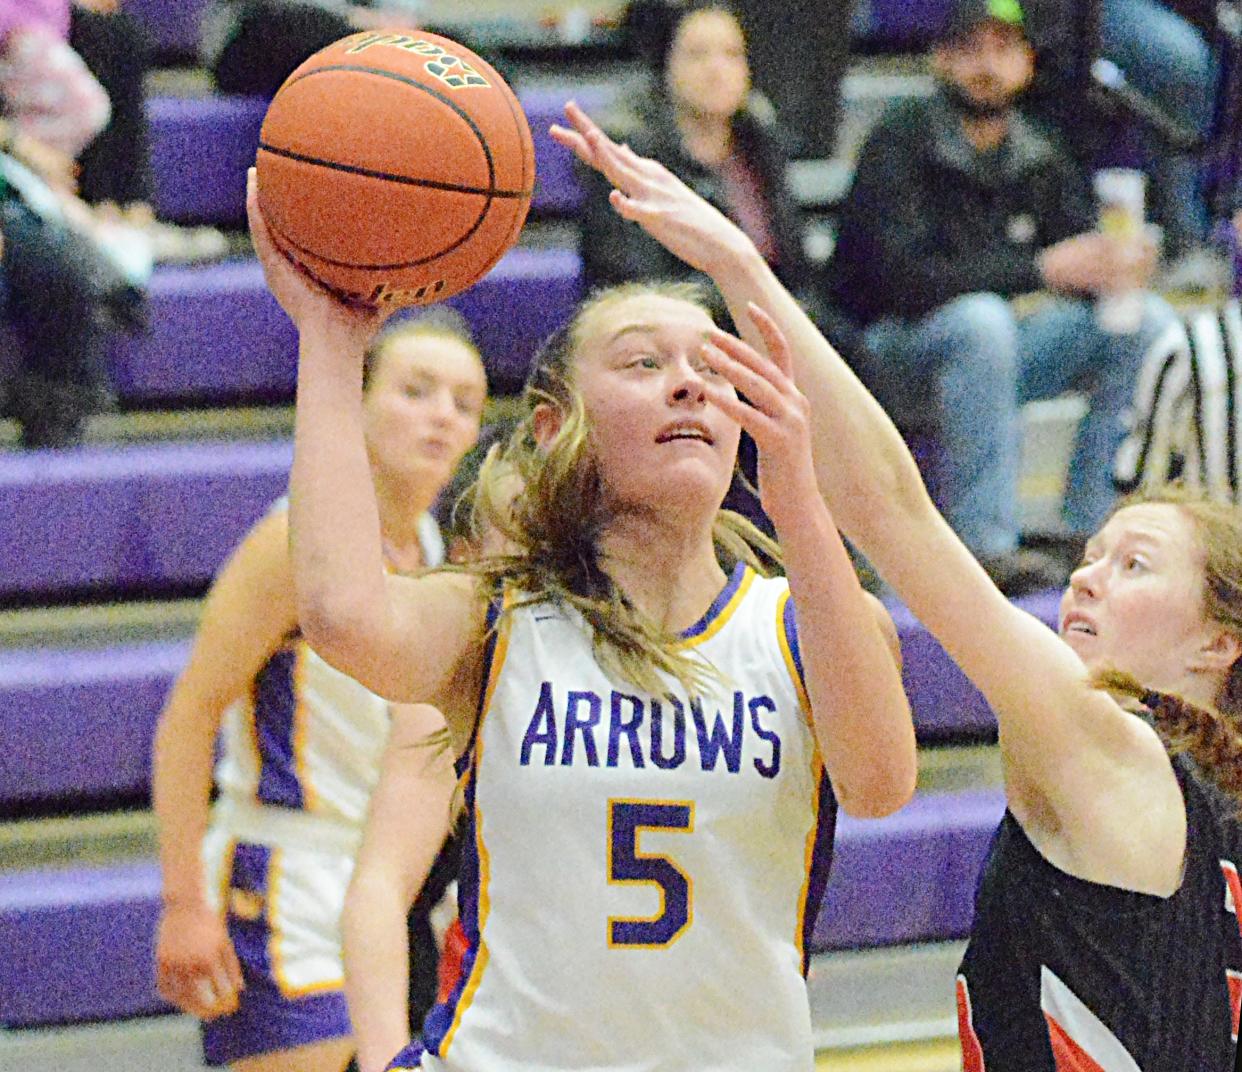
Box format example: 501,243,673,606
151,315,485,1072
552,102,1242,1070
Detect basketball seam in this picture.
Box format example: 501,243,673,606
256,142,531,199
276,63,513,193
259,183,522,272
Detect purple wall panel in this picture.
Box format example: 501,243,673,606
0,440,291,598
0,861,166,1026
0,643,187,802
812,788,1004,951
122,0,207,56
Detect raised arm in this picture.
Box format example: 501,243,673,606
246,170,487,721
343,703,457,1072
550,106,1175,855
703,310,915,817
152,509,294,1020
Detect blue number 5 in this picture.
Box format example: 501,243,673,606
608,799,694,948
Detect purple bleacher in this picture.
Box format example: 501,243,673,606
0,860,165,1027
893,588,1062,740
0,590,1059,808
110,261,298,402
856,0,957,45
448,246,584,389
108,249,582,404
0,787,1001,1026
522,83,616,216
0,642,188,804
148,95,268,226
0,440,291,600
811,788,1004,951
148,85,613,226
123,0,207,57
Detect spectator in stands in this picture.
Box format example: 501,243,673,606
67,0,228,263
203,0,423,98
581,0,813,305
1024,0,1219,271
0,130,144,447
152,313,485,1072
0,0,109,170
824,0,1178,595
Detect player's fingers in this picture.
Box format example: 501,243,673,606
700,343,786,417
208,957,238,1008
157,966,213,1017
745,303,795,380
707,328,795,398
563,99,608,146
702,380,775,445
586,129,646,196
245,168,278,260
223,941,246,994
609,189,656,225
548,123,596,169
209,958,240,1018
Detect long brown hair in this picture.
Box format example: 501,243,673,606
1092,487,1242,804
462,281,781,696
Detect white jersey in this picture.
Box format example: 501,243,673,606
213,507,444,834
416,564,836,1072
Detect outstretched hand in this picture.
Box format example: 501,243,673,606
699,303,818,534
549,101,755,278
246,168,390,351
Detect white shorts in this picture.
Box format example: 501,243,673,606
198,803,360,1064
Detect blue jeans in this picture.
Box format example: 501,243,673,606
864,292,1179,556
1102,0,1218,248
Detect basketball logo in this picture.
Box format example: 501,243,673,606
425,55,488,90
345,33,491,90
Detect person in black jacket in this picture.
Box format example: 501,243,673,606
580,1,812,305
825,0,1178,594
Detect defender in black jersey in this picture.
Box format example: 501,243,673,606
959,754,1242,1071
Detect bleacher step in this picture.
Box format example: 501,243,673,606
809,940,963,1052
0,810,155,871
917,743,1001,793
0,1014,208,1072
0,407,294,452
0,599,201,650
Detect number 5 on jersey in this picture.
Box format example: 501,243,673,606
608,800,694,948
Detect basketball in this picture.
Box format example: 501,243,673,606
254,30,535,308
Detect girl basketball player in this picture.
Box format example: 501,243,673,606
552,104,1242,1068
151,313,486,1071
245,159,917,1071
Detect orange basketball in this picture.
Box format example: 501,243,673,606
255,30,535,308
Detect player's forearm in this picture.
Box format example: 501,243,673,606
711,247,932,550
151,695,217,906
289,332,390,667
343,872,415,1072
777,501,916,818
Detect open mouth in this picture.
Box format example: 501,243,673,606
1063,617,1097,638
656,423,714,446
